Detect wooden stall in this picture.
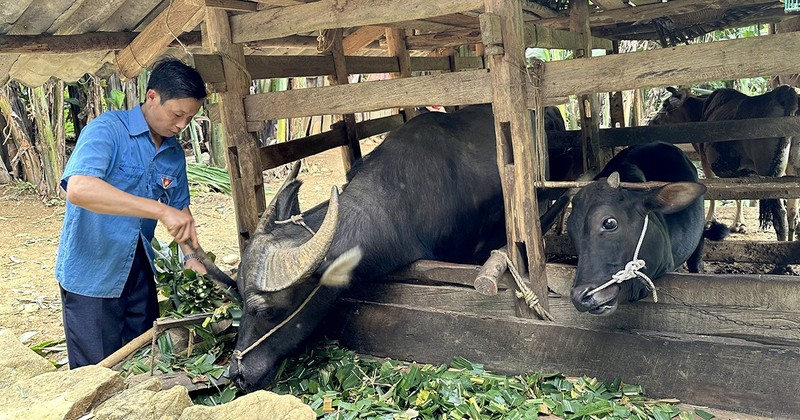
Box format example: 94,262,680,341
2,0,799,417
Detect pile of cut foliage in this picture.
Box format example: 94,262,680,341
129,240,710,418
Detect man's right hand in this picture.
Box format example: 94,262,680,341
160,206,198,248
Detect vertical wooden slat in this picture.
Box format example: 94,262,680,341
205,8,265,251
327,29,362,172
385,27,419,119
608,41,626,128
482,0,550,318
569,0,602,172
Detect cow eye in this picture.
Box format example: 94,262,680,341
602,217,618,231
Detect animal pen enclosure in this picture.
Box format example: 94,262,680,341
2,0,800,417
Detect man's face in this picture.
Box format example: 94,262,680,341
144,89,203,139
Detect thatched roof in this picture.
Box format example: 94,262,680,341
0,0,793,87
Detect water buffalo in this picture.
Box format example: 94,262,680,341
205,104,570,392
651,86,800,240
567,142,727,315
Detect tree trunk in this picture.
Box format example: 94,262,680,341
31,79,66,198
0,111,13,183
0,83,45,194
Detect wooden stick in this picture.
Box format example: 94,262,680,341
98,327,154,368
474,249,507,296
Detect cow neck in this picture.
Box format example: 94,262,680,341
585,213,659,302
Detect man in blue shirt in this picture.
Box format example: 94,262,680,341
56,59,209,368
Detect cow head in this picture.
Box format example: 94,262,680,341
650,87,705,125
224,165,362,392
566,172,705,315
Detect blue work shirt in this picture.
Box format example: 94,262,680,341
55,105,190,298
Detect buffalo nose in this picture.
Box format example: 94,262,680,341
571,286,595,312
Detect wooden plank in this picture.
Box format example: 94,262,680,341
545,232,800,265
114,0,204,79
260,113,405,170
205,8,265,251
52,0,129,36
244,69,492,120
543,116,800,150
343,280,800,346
403,25,613,53
229,0,484,43
327,29,361,172
533,0,760,31
482,0,549,318
541,31,800,98
205,0,259,11
343,26,386,55
333,300,800,418
0,32,202,54
389,259,800,312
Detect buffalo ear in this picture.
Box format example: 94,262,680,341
644,182,706,214
606,172,621,189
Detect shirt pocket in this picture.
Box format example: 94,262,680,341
107,163,146,193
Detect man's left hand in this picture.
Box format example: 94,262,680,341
184,257,207,274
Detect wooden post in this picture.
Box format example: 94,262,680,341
205,8,265,251
326,29,362,172
385,28,419,119
481,0,550,318
608,41,625,128
569,0,602,172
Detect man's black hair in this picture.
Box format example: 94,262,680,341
146,58,207,102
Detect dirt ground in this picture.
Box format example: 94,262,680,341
0,140,783,366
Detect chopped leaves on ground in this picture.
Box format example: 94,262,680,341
271,342,710,419
124,240,713,418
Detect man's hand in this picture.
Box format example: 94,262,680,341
160,206,198,248
184,257,207,274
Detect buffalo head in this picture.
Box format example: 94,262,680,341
566,172,705,315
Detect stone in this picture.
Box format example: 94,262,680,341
179,390,315,420
0,328,56,389
92,377,193,420
0,364,124,419
221,254,240,265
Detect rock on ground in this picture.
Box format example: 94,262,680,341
0,328,56,389
179,390,315,420
0,364,124,420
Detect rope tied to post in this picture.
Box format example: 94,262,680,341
491,249,554,321
585,213,658,303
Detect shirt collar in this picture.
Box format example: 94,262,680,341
130,104,179,150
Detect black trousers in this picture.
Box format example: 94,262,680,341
60,238,159,369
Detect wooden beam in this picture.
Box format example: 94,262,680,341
541,31,800,98
205,8,265,251
244,69,491,120
343,26,387,55
533,0,761,31
333,299,800,418
343,277,800,346
482,0,549,319
546,230,800,264
196,53,485,84
229,0,484,43
0,32,199,54
114,0,204,79
205,0,258,11
326,29,362,172
259,114,405,170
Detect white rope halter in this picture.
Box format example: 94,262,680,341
585,213,658,303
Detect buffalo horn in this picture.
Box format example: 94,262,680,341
255,161,302,235
259,186,341,291
607,172,621,189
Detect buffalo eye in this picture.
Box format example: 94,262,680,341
602,217,618,231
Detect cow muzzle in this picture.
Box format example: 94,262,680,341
571,284,620,315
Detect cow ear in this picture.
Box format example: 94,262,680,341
644,182,706,214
